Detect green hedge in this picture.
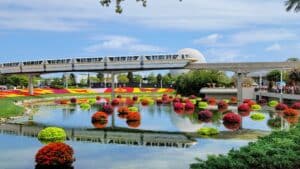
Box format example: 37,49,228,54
190,124,300,169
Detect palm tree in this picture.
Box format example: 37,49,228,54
286,0,300,12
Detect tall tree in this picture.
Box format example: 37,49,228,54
69,73,76,86
286,0,300,12
147,73,157,84
118,74,129,83
156,74,162,84
97,72,105,82
127,72,134,83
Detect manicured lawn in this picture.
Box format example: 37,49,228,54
0,98,25,118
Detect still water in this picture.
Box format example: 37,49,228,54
0,103,282,169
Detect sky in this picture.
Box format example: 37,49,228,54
0,0,299,64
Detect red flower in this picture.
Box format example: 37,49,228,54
291,102,300,110
173,98,180,103
127,112,141,121
96,96,101,101
132,96,138,101
141,99,150,106
223,122,241,131
156,99,163,105
275,103,288,111
118,106,129,114
173,102,184,112
243,99,255,107
127,120,141,128
230,97,237,104
217,101,228,111
70,98,77,104
111,98,120,106
198,110,213,122
185,102,195,110
238,104,250,112
223,112,241,124
208,97,216,105
283,108,299,116
91,111,108,123
103,104,114,115
35,143,75,167
125,98,135,107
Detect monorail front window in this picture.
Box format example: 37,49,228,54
47,59,71,64
76,58,103,63
23,61,43,65
3,63,19,67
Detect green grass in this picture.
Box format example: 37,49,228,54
0,92,173,118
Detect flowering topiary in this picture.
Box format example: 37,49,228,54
198,110,213,122
223,112,241,124
35,142,75,168
291,102,300,110
197,127,219,136
128,106,138,112
96,96,101,101
238,104,250,112
102,104,114,115
80,103,91,110
275,103,288,111
111,98,120,106
198,102,208,109
251,104,262,111
283,108,299,116
223,122,241,131
208,97,216,105
217,101,228,110
117,95,122,98
185,102,195,111
268,100,279,107
230,97,237,104
38,127,66,144
250,113,265,121
118,106,129,115
189,99,197,105
141,98,150,106
125,98,135,106
127,111,141,121
132,96,138,102
127,120,141,128
91,111,108,123
59,100,68,105
238,111,250,117
243,99,255,107
88,99,96,105
173,98,180,103
162,95,169,101
156,99,163,105
284,116,299,125
174,102,184,111
70,98,77,104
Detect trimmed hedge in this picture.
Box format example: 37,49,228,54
190,124,300,169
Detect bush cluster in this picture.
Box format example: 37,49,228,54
37,127,66,144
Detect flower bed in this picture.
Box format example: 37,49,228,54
251,104,262,111
250,113,266,121
198,110,213,122
275,103,288,111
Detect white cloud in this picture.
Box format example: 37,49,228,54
84,35,164,53
194,34,222,46
266,43,282,51
0,0,299,31
205,48,242,63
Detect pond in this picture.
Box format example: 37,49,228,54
0,99,292,169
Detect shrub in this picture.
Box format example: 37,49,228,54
275,103,288,111
70,98,77,104
141,98,150,106
102,104,114,115
198,102,208,109
96,96,101,101
127,120,141,128
173,98,181,103
267,117,282,130
291,102,300,110
80,103,91,110
125,98,135,106
132,96,138,101
189,99,197,105
189,95,197,99
208,97,216,105
243,99,255,107
238,104,250,112
35,142,75,167
174,102,184,111
268,100,279,107
117,95,122,98
37,127,66,144
197,127,219,136
284,116,299,125
283,108,298,116
156,99,163,105
91,111,108,123
238,111,250,117
111,98,120,106
251,104,262,111
128,106,138,112
127,111,141,121
250,113,266,121
223,112,241,124
230,97,237,104
59,100,68,104
217,101,228,110
198,110,213,122
118,106,129,114
88,99,96,105
223,122,241,131
257,99,267,105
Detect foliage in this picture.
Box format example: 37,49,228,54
250,113,266,121
88,99,96,105
197,127,219,136
37,127,66,144
286,0,300,12
291,102,300,110
284,108,299,116
147,73,157,84
70,98,77,104
96,72,105,82
127,111,141,121
251,104,262,111
217,101,228,110
117,74,129,83
128,106,138,112
127,72,134,83
91,111,108,123
238,104,250,112
133,74,142,83
268,100,279,107
103,104,114,114
141,98,150,106
198,102,208,109
111,98,120,106
174,102,184,112
80,103,91,110
198,110,213,122
275,103,288,111
191,123,300,169
175,70,231,96
185,102,195,110
223,113,241,124
35,142,75,167
267,117,282,130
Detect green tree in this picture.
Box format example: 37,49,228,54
50,78,63,89
69,73,76,86
97,72,105,82
156,74,162,84
133,74,142,83
286,0,300,12
288,69,300,85
147,73,157,84
127,72,134,83
287,57,299,62
117,74,129,83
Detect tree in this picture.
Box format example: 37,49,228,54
69,73,76,86
117,74,129,83
156,74,162,84
133,74,142,83
287,57,299,62
50,78,63,89
286,0,300,12
97,72,105,82
127,72,134,83
288,69,300,85
147,73,157,84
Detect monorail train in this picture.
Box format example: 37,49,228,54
0,54,197,74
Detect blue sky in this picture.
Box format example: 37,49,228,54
0,0,299,64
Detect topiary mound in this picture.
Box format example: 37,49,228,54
125,98,135,106
257,99,267,106
185,102,195,111
238,104,250,112
275,103,288,111
230,97,237,104
126,112,141,128
223,122,241,131
283,108,299,116
173,102,184,113
127,120,141,128
251,104,262,111
70,98,77,104
208,97,216,105
198,110,213,122
59,100,68,105
173,98,180,103
111,98,120,106
223,112,241,124
198,102,208,109
37,127,66,144
118,106,129,115
243,99,255,107
80,103,91,110
132,96,138,101
141,98,150,106
103,104,114,115
238,111,250,117
96,96,101,101
250,113,266,121
128,106,138,112
291,102,300,110
88,99,96,105
156,99,163,105
268,100,279,107
35,142,75,168
267,117,282,130
91,111,108,123
197,127,219,136
217,101,228,110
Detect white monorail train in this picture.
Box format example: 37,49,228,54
0,54,197,74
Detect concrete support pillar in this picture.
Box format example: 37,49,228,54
280,69,283,103
236,72,245,105
259,73,262,100
64,73,68,89
111,72,116,99
28,74,34,96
